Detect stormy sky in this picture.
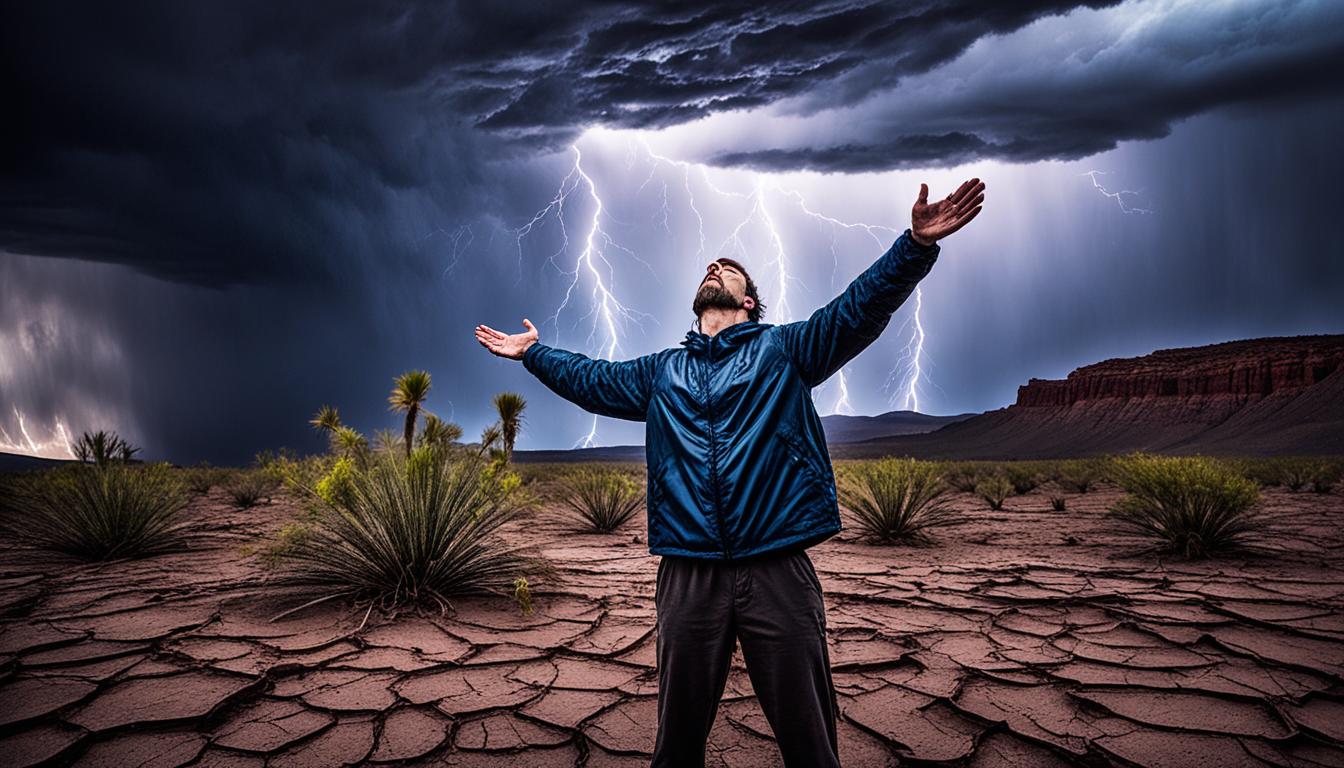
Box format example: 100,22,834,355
2,0,1342,464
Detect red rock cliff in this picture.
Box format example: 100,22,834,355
1015,335,1344,407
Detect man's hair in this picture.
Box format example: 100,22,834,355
715,257,766,323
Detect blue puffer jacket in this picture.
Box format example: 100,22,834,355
522,229,940,560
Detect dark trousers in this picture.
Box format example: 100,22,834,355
651,546,840,767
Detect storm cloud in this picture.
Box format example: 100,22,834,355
2,0,1342,463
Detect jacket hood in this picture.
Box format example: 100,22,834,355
681,321,770,357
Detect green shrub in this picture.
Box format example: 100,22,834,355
942,462,985,493
1055,458,1103,493
1006,464,1042,494
1308,459,1340,494
271,446,552,614
0,463,191,560
183,463,231,495
226,471,277,508
975,474,1013,511
839,457,955,543
559,468,645,533
1108,452,1263,558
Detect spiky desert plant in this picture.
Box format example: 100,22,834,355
272,446,553,615
839,457,956,544
309,405,342,435
418,414,463,453
226,471,277,508
333,426,370,465
1108,452,1263,558
0,463,191,560
492,392,527,460
559,468,645,533
477,423,505,461
72,429,139,466
1276,457,1313,492
388,370,432,459
975,474,1013,511
1049,494,1068,511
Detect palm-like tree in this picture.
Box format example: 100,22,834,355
310,405,342,434
492,392,527,460
388,370,432,458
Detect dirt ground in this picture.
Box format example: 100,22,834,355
1,480,1342,767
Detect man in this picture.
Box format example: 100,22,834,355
475,178,985,766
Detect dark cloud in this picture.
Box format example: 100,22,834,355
2,0,1132,285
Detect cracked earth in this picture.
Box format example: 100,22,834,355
1,480,1342,766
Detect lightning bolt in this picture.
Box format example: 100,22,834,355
419,224,474,279
512,135,937,446
513,144,658,448
1082,170,1153,214
0,409,75,460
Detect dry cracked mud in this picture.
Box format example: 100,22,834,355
1,481,1342,766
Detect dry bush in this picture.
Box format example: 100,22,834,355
974,474,1014,511
839,457,956,544
0,463,191,560
1108,452,1264,558
558,467,645,533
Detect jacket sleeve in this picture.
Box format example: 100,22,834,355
521,343,661,422
777,228,940,388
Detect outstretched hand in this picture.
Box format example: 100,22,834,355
475,318,538,360
911,178,985,246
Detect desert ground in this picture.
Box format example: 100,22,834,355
2,475,1342,767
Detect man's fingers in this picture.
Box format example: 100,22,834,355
951,177,983,205
917,183,928,205
955,191,985,216
951,205,982,231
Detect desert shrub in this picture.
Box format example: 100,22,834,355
183,463,232,495
942,462,985,493
975,474,1014,511
1306,459,1340,494
1055,458,1103,493
839,457,955,543
226,471,278,508
559,468,645,533
270,446,552,614
1108,452,1264,558
0,463,191,560
1006,464,1042,494
1049,494,1068,511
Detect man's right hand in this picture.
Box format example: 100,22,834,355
475,318,538,360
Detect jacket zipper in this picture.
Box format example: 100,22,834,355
702,342,733,559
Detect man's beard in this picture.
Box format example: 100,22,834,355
693,283,743,318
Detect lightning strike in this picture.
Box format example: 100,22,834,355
0,409,75,460
1082,170,1153,214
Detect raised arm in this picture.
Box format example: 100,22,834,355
475,318,659,421
777,178,985,387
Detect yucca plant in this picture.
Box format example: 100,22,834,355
418,414,463,453
73,429,139,466
0,463,191,560
839,457,955,544
559,468,645,533
975,474,1013,511
388,370,432,459
271,446,552,617
1108,452,1264,558
492,392,527,461
1049,494,1068,511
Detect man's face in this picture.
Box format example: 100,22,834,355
693,260,750,318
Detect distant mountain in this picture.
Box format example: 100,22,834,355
513,408,976,463
0,453,73,474
819,410,976,444
833,334,1344,460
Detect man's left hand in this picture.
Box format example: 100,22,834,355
911,178,985,246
